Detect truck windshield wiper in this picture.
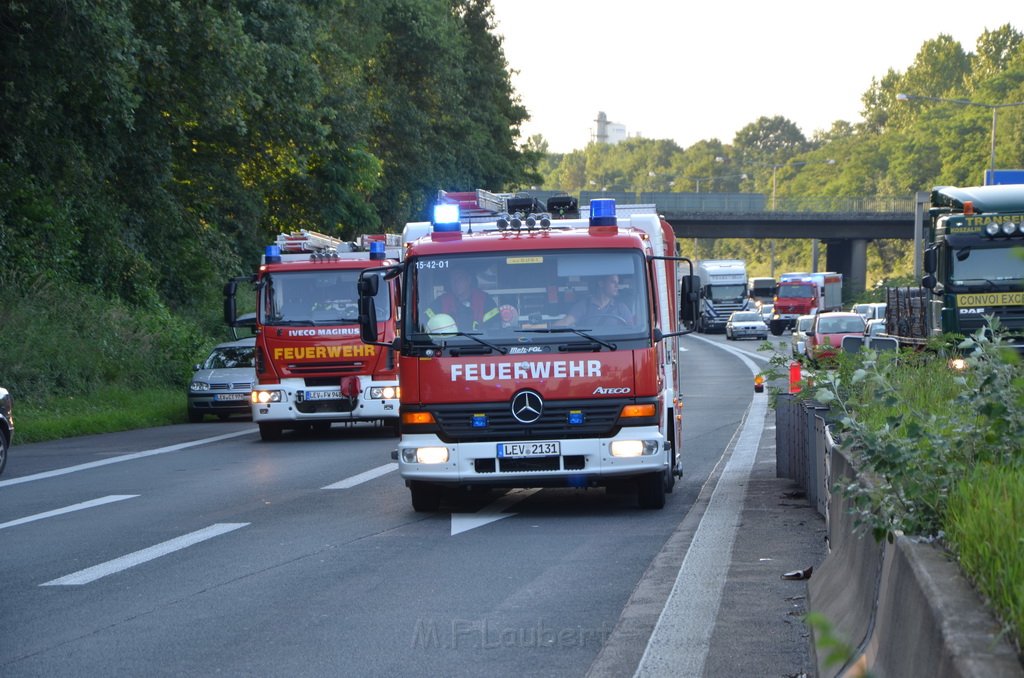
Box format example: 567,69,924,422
269,319,315,326
516,327,617,351
411,331,507,355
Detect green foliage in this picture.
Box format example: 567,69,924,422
0,278,207,403
946,464,1024,654
803,612,870,676
15,387,186,444
807,328,1024,542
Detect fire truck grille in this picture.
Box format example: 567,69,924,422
473,455,586,474
431,401,624,443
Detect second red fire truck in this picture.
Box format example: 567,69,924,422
225,230,403,440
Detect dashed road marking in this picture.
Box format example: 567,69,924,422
41,522,250,586
0,495,138,531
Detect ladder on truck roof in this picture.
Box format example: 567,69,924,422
436,189,656,221
270,229,402,261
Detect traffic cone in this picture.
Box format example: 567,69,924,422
789,361,802,394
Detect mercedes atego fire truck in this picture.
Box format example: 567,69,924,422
356,190,699,512
224,230,402,441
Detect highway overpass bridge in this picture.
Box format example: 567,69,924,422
531,190,927,299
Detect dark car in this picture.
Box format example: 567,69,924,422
0,387,12,476
188,338,256,422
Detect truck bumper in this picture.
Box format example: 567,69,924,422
395,427,668,488
251,378,399,425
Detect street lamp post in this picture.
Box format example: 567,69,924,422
896,92,1024,182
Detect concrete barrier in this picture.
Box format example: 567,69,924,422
807,448,885,678
805,444,1024,677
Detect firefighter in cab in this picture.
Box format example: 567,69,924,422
426,267,499,333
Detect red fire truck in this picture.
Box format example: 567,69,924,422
357,190,699,511
224,230,402,441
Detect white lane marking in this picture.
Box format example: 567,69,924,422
635,332,769,676
0,495,139,531
685,333,773,364
0,429,256,488
451,488,541,536
636,396,767,676
322,463,398,489
41,523,250,586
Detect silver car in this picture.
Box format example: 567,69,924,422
726,311,768,340
791,314,815,357
188,337,256,422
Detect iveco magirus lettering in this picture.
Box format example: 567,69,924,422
357,189,701,511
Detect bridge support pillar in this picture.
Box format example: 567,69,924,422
824,239,868,301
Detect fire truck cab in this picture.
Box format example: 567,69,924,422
358,191,699,511
225,231,402,441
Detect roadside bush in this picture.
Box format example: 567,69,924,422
0,277,209,405
797,325,1024,656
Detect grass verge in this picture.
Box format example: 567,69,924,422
14,387,186,444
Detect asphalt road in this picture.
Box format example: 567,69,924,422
0,333,820,677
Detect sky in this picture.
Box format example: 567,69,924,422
489,0,1022,153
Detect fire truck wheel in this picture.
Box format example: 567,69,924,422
259,422,284,441
637,471,666,510
409,481,442,512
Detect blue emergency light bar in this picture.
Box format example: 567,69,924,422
264,245,282,264
432,204,461,232
369,240,386,260
589,198,617,227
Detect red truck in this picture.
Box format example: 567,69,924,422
224,230,403,440
769,271,843,335
356,190,699,511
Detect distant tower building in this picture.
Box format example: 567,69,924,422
593,111,627,145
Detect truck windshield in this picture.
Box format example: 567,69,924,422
261,270,391,324
408,250,650,345
707,284,747,301
780,284,814,298
950,244,1024,285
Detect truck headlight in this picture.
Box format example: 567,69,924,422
610,440,659,457
369,386,399,399
400,446,449,464
252,390,283,404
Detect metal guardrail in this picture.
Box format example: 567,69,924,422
574,191,916,214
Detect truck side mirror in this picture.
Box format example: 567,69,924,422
679,274,700,325
223,280,237,326
358,297,379,343
923,247,937,275
358,274,379,296
921,274,936,290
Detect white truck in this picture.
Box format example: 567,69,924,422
696,259,752,333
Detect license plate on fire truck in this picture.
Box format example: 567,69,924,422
497,441,561,458
303,390,342,401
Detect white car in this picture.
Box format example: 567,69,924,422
758,303,774,324
725,311,768,340
188,337,256,422
791,314,815,357
852,302,886,321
